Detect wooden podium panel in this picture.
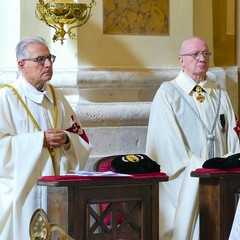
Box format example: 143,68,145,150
38,173,168,240
191,170,240,240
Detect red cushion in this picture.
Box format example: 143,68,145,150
98,159,116,172
101,202,123,226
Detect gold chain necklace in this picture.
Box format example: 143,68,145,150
0,83,58,174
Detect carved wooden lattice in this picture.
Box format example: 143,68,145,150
87,200,142,239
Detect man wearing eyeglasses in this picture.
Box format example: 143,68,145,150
146,37,240,240
0,36,92,239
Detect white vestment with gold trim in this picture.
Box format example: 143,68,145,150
0,75,92,240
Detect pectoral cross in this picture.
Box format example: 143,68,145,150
194,85,205,103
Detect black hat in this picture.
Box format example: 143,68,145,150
111,154,160,174
202,153,240,169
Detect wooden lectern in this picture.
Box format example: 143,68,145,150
38,172,168,240
191,168,240,240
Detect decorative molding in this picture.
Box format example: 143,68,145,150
0,66,235,89
76,102,151,127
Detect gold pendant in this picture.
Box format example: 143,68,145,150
195,85,202,93
196,93,205,102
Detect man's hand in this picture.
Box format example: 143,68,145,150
43,128,69,148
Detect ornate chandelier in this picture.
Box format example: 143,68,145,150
36,0,97,44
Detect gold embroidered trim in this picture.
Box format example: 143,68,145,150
0,83,58,174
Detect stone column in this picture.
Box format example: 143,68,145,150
0,0,20,83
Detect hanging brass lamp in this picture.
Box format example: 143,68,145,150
36,0,97,44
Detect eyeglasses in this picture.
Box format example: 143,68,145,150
180,51,211,60
21,54,56,65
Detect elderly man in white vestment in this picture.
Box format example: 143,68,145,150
0,37,92,239
146,37,240,240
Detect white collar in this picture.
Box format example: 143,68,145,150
13,75,54,104
175,70,219,95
